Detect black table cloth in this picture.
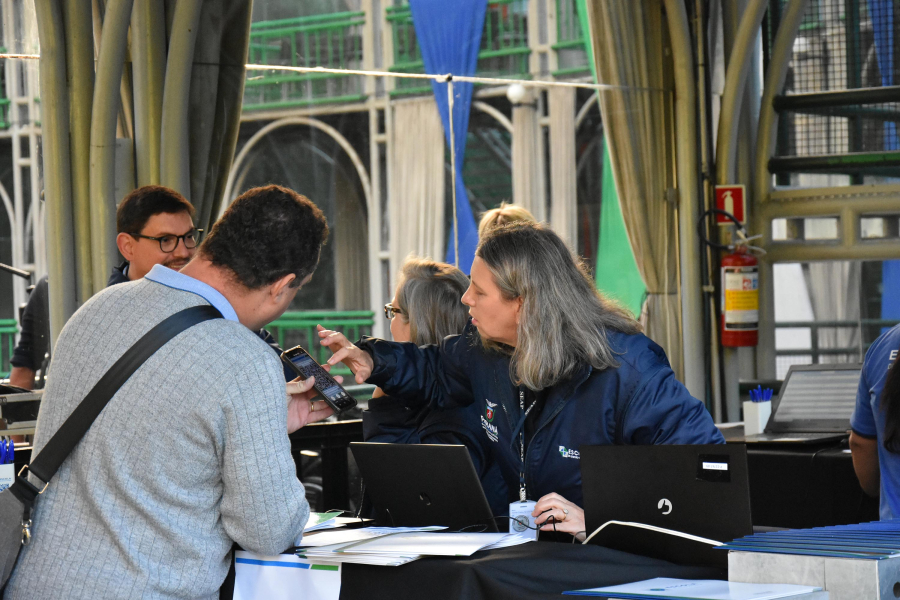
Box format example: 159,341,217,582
338,542,725,600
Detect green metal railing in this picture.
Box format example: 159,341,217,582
267,310,374,376
386,0,530,97
244,11,367,111
552,0,590,77
0,319,17,379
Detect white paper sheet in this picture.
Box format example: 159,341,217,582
479,533,535,550
298,526,446,548
565,578,822,599
338,531,510,556
233,551,341,600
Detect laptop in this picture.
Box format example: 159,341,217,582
350,442,498,532
580,444,753,568
738,363,861,444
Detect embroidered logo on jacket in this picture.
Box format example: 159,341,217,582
482,400,499,442
558,446,580,459
485,399,497,422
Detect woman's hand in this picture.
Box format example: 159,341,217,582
533,492,586,541
317,325,375,384
285,374,336,433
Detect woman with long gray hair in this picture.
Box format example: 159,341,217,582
320,222,722,540
363,257,506,517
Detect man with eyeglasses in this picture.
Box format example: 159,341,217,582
109,185,201,284
8,186,200,390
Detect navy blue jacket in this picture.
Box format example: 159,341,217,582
358,324,724,508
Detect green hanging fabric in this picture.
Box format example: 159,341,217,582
595,144,647,316
575,0,647,318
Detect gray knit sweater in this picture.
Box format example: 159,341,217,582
5,278,309,599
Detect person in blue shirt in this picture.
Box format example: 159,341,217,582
850,323,900,519
319,222,723,540
363,257,507,517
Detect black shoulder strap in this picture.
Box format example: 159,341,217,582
28,304,223,484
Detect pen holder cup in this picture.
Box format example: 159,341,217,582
0,463,15,493
743,400,771,436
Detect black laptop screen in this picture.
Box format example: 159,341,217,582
769,366,861,432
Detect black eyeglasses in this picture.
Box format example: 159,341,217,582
130,229,203,253
384,303,404,320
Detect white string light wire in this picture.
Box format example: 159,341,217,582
0,52,664,267
447,78,458,268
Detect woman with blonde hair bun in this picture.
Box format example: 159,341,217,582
477,202,536,240
321,222,722,540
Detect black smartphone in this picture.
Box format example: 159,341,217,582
280,345,358,414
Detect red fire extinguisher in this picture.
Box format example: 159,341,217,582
720,245,758,347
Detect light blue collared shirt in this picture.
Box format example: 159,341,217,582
144,264,240,323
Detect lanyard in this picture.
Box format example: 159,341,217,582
517,388,537,502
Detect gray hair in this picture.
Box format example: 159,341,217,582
395,257,470,346
477,222,641,390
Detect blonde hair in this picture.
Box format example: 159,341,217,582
395,257,470,346
478,202,537,239
477,222,641,390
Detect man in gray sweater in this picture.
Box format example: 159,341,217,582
5,185,333,599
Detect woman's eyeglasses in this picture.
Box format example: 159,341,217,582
383,303,404,320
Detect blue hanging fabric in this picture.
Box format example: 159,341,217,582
867,0,900,325
409,0,487,274
867,0,897,150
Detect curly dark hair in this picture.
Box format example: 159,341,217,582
116,185,195,234
200,185,329,289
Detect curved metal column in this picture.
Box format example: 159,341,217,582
63,0,95,303
201,0,253,231
715,0,768,184
663,0,705,400
753,0,811,379
131,0,166,186
89,0,135,292
34,0,77,346
159,0,203,198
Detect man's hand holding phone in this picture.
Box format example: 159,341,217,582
285,373,338,434
281,345,358,418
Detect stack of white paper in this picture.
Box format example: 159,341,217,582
295,528,534,566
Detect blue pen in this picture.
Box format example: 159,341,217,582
7,439,14,465
0,440,7,466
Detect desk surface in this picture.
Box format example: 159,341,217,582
338,542,725,600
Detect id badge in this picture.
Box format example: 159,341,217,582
509,500,538,540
